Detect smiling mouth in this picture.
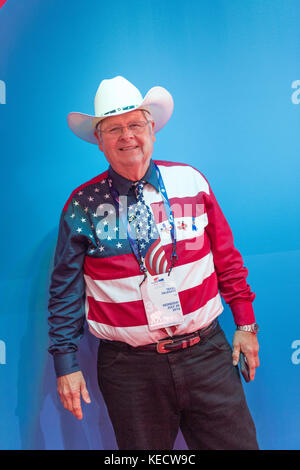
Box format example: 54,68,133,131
119,146,139,151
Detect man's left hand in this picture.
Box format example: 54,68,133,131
232,330,260,381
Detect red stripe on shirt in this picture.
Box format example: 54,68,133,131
87,296,147,327
86,271,218,327
84,251,141,280
179,271,219,315
84,232,212,281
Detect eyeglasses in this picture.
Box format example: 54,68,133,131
98,120,152,138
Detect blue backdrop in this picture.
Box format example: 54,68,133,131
0,0,299,450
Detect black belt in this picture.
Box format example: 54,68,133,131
135,319,219,354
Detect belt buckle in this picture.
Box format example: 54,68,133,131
156,339,173,354
188,336,200,347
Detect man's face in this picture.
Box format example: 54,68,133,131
94,110,155,179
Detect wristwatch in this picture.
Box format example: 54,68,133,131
236,323,259,334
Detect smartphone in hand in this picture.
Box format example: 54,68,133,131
239,352,250,383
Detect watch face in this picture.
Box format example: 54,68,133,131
249,324,258,333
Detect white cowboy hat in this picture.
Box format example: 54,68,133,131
67,76,174,145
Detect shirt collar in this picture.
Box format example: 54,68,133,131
107,159,160,195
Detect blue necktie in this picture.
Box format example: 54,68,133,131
130,180,159,260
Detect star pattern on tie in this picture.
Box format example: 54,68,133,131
130,181,159,241
130,181,160,261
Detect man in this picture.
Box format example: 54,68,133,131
48,76,260,450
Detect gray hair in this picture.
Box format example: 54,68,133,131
141,109,153,122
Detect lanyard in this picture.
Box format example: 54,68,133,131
108,164,178,275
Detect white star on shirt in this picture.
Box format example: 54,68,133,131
88,196,94,202
94,188,100,192
101,179,106,184
74,201,79,206
116,242,122,248
81,218,86,223
70,213,75,218
104,193,110,199
78,191,83,196
98,245,105,252
77,227,82,233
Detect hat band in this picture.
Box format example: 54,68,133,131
102,104,139,116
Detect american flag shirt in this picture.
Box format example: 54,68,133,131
48,159,256,377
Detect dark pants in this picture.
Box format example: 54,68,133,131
97,321,259,450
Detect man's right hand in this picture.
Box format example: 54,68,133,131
57,370,91,420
